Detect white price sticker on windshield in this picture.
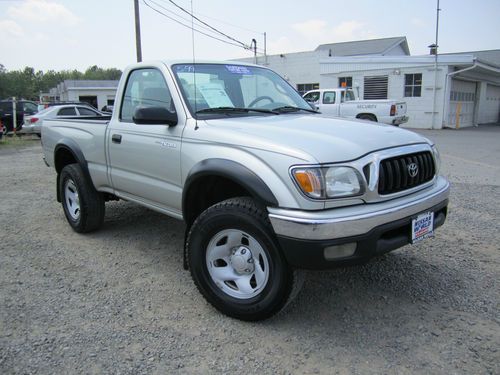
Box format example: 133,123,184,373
198,83,234,108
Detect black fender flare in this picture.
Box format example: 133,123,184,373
182,158,279,219
54,139,91,202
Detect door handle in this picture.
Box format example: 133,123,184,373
112,134,122,144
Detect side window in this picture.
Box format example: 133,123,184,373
303,91,320,103
23,102,38,114
121,68,175,123
323,91,336,104
57,107,77,116
77,107,98,116
345,90,356,102
0,102,12,112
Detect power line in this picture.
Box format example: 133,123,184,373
191,10,263,35
142,0,250,50
142,0,265,54
145,0,227,37
163,0,249,49
155,0,263,35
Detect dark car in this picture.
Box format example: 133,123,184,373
0,99,38,135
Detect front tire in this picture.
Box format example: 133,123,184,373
187,197,302,321
59,164,105,233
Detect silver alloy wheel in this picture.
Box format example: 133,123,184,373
206,229,270,299
64,179,80,220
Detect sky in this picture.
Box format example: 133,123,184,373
0,0,499,72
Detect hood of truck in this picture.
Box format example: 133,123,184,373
202,114,429,163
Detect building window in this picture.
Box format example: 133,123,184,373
338,77,352,88
363,75,388,99
297,83,319,96
404,73,422,97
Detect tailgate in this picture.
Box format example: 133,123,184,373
395,102,407,116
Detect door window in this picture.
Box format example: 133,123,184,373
77,107,99,116
303,91,320,103
323,92,336,104
23,102,38,114
341,90,356,102
57,107,77,116
121,68,175,123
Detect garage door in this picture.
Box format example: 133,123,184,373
448,79,476,128
479,84,500,124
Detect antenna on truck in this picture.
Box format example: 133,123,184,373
190,0,199,130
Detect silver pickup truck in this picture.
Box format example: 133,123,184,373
42,61,450,321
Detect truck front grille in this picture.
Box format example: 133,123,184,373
378,151,435,195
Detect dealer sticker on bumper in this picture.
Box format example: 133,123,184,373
411,211,434,243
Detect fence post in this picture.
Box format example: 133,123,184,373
13,97,17,135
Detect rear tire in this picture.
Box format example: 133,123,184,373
187,197,302,321
59,164,105,233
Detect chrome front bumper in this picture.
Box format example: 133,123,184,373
268,176,450,241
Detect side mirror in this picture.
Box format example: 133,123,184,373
133,106,178,126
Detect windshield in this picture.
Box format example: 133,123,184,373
172,63,314,118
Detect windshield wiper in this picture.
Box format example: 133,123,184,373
272,105,318,114
195,107,279,115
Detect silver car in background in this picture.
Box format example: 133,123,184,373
22,105,107,137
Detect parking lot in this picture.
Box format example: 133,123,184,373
0,126,499,374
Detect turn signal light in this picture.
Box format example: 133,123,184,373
293,169,323,198
295,171,315,193
390,105,396,116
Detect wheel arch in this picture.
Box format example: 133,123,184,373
54,139,91,202
356,113,378,122
182,159,278,228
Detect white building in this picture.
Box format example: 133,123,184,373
236,37,500,129
49,80,119,110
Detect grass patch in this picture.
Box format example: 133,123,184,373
0,134,40,148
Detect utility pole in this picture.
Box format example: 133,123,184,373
12,97,17,136
264,32,267,65
134,0,143,62
431,0,441,129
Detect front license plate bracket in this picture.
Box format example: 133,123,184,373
411,211,434,244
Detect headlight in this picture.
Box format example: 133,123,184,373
431,144,441,174
292,166,364,199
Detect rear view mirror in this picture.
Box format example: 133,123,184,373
133,106,178,126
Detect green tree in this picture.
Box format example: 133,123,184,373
0,65,122,101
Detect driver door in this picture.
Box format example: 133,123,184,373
107,67,183,215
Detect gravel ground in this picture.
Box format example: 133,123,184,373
1,127,499,374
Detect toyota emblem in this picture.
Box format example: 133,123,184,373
407,162,419,178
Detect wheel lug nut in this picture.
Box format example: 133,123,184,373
245,269,250,273
241,248,246,254
247,258,253,263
